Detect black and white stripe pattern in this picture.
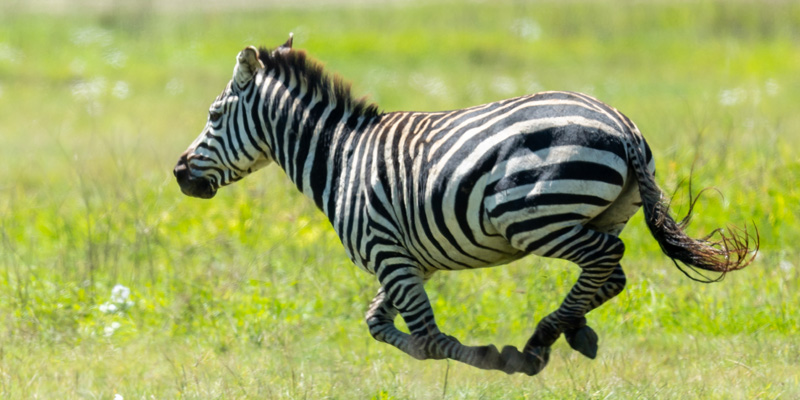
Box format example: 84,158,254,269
174,37,754,375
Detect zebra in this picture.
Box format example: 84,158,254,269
173,35,756,375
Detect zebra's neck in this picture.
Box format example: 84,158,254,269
257,63,380,220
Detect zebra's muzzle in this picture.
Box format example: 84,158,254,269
173,159,217,199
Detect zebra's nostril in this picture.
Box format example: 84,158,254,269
173,160,189,180
174,152,190,178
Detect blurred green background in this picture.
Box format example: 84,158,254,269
0,1,798,398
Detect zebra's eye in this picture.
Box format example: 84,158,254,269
209,110,223,123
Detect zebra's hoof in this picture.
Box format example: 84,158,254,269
473,344,502,370
521,345,550,376
498,346,525,375
565,325,598,359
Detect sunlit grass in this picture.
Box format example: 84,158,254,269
0,1,798,398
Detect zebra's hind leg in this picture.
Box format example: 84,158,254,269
368,261,545,375
521,226,626,361
562,264,626,358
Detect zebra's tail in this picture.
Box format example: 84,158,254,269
626,136,758,282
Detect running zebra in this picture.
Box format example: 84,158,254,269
174,35,756,375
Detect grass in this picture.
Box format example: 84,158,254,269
1,0,799,398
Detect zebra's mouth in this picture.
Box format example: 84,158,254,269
178,177,217,199
173,160,217,199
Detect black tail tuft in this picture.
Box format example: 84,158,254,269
637,173,758,282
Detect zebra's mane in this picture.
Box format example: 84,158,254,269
258,47,381,120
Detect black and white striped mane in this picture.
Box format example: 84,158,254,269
257,47,381,120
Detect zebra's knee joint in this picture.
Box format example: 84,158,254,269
366,317,394,341
607,270,627,295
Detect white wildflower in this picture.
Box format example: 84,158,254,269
104,321,121,337
491,76,517,96
111,284,131,302
69,58,86,75
719,87,746,107
99,284,134,314
71,77,106,101
765,79,780,97
526,81,543,94
104,49,127,68
71,26,113,47
166,78,184,96
112,81,130,99
409,73,448,98
511,18,542,42
0,43,22,64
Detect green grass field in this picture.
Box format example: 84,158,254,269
1,1,799,398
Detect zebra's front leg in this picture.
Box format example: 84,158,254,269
365,287,413,353
369,262,545,375
525,229,625,360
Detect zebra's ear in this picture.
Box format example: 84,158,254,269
233,46,263,90
272,32,293,56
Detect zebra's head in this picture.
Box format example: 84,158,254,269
174,35,293,199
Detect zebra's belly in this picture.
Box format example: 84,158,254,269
338,223,523,273
401,221,525,271
411,246,525,271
